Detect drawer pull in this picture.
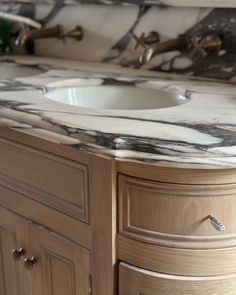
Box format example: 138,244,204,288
208,215,225,232
24,256,37,270
12,248,25,260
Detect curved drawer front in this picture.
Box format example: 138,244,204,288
119,174,236,246
119,263,236,295
118,235,236,276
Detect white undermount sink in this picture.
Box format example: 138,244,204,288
0,62,44,79
45,79,189,111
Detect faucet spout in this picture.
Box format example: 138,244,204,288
140,35,189,64
15,25,84,47
15,25,63,46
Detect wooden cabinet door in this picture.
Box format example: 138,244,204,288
0,207,28,295
27,222,91,295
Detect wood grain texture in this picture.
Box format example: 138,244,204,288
0,126,91,163
0,128,117,295
89,155,117,295
0,207,29,295
0,137,89,222
118,234,236,276
119,263,236,295
117,161,236,185
119,174,236,248
27,223,91,295
2,126,236,294
0,184,92,249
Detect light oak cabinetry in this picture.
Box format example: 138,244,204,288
1,126,236,295
0,207,90,295
119,263,236,295
119,174,236,239
0,136,89,222
27,223,91,295
0,127,116,295
117,162,236,294
0,207,26,295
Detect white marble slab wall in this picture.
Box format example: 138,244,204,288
1,2,236,80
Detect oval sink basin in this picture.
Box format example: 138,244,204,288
0,62,44,79
45,82,189,111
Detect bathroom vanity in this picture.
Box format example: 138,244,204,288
1,127,236,295
0,56,236,295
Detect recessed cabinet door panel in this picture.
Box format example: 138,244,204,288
0,138,89,222
0,207,27,295
27,223,91,295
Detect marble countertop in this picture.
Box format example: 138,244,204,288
0,55,235,169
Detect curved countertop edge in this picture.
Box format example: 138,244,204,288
0,55,235,169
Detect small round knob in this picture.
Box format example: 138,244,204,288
12,248,25,260
24,256,37,270
208,215,225,232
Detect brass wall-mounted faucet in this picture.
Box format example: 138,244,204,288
15,25,83,47
138,33,222,65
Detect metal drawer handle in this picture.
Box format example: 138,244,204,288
208,215,225,232
12,248,25,260
24,256,37,270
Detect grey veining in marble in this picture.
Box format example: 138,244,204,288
1,0,236,8
2,2,236,80
0,55,235,169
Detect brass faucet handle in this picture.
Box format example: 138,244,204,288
134,32,145,50
190,36,207,58
201,35,222,55
134,31,160,50
189,35,222,58
64,26,83,41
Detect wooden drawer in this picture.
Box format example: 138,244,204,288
119,263,236,295
0,138,89,222
119,174,236,246
118,235,236,275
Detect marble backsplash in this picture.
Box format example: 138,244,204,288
2,2,236,80
3,0,236,8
